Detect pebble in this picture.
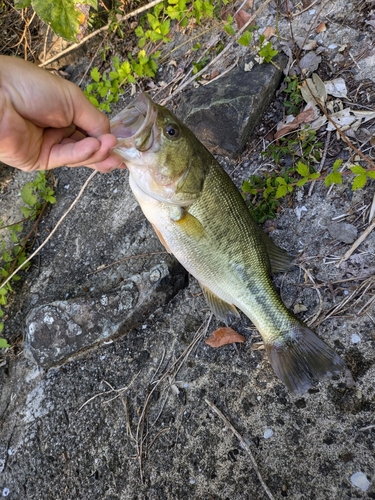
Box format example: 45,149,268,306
350,472,370,491
263,429,274,439
327,222,357,244
2,489,10,497
351,334,361,344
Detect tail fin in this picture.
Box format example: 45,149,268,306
265,323,347,395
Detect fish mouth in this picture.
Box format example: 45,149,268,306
110,93,158,152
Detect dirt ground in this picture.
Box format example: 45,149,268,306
1,1,375,499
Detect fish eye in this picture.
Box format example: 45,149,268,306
164,123,180,140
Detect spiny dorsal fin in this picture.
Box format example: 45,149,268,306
260,231,295,274
199,283,240,323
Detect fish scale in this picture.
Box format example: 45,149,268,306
112,92,348,395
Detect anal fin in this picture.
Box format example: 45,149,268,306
199,283,240,323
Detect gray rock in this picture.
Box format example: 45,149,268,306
24,262,187,368
176,54,287,156
327,221,358,244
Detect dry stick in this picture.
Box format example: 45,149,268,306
336,217,375,267
299,264,323,326
205,399,275,500
369,190,375,223
162,0,274,104
308,130,331,197
87,251,168,275
0,170,97,291
38,0,165,68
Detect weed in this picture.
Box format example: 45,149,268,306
0,172,56,347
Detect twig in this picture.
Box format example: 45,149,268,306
336,217,375,267
359,424,375,431
76,372,140,414
369,190,375,224
202,57,239,86
77,36,107,87
0,170,97,291
162,0,274,104
205,399,275,500
38,0,165,68
87,251,167,275
298,264,323,326
308,130,331,197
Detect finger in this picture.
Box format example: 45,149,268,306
44,132,122,169
67,83,112,137
40,128,102,169
88,154,126,173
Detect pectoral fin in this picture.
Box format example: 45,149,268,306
260,231,295,273
169,207,207,240
199,283,240,323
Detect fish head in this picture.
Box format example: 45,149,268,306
111,93,210,206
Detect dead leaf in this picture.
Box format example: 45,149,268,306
205,327,246,348
299,52,321,75
316,22,327,33
234,9,252,29
275,104,317,139
301,73,327,105
244,61,255,72
262,26,276,40
293,303,308,314
325,77,347,98
303,40,318,51
251,341,265,351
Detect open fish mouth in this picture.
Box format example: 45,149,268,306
110,93,158,152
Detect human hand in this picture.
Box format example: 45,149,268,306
0,56,125,173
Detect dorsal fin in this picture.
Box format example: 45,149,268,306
260,231,295,273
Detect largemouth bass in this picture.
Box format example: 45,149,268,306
111,93,346,395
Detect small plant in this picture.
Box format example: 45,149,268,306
0,172,56,347
283,75,303,116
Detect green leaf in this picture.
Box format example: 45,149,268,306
91,67,101,83
350,165,367,175
296,178,309,187
332,158,343,171
32,0,93,42
21,183,37,207
352,174,367,190
160,19,170,36
309,173,320,180
367,171,375,179
20,206,34,219
296,161,310,178
135,26,144,37
275,184,287,198
259,42,278,63
238,31,252,46
224,24,235,36
0,337,10,348
324,171,342,186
